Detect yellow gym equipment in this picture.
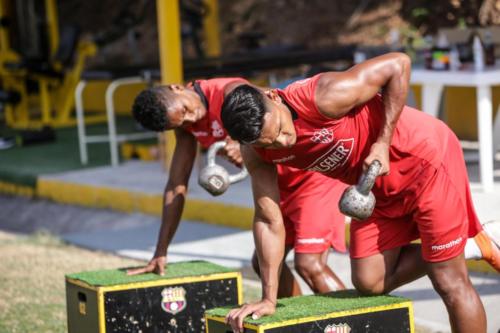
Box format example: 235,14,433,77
0,0,96,129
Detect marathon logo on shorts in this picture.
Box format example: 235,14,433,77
324,323,351,333
431,237,463,252
297,238,325,244
306,138,354,173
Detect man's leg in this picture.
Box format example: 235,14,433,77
351,244,426,294
352,248,486,332
278,172,348,294
294,249,345,293
252,247,302,297
426,254,486,332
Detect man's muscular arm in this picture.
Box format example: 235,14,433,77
315,52,411,174
225,145,284,333
128,128,197,276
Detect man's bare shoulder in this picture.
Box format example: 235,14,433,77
315,72,354,118
316,71,338,90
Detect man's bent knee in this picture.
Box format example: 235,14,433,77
350,253,398,295
294,253,330,281
351,273,386,295
429,267,473,306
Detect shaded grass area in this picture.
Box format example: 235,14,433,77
0,117,155,187
0,231,142,333
0,231,259,333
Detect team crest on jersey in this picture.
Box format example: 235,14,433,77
324,323,351,333
161,287,187,315
307,138,354,173
212,120,224,138
311,128,334,144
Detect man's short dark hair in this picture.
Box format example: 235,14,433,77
221,84,267,144
132,87,170,132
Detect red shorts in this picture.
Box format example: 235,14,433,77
280,172,347,254
350,132,482,262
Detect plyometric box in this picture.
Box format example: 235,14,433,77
66,260,242,333
206,290,414,333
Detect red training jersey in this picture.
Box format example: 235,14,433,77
185,78,336,191
184,78,246,149
255,74,454,203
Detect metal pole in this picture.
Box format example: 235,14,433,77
477,85,494,192
203,0,221,57
45,0,59,56
156,0,183,170
75,81,88,164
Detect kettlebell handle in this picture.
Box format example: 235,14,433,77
357,160,382,195
206,141,248,184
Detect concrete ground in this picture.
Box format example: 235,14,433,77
38,158,253,208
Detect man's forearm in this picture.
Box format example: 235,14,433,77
151,129,197,258
154,186,187,255
253,219,285,304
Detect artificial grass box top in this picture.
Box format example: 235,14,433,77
206,290,411,325
66,260,235,287
66,260,242,333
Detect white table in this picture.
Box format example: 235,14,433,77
410,65,500,192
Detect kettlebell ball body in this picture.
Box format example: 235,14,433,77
198,141,248,196
338,160,381,220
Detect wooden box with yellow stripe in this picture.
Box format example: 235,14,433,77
205,290,414,333
66,260,242,333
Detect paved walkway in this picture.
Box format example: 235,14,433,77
39,159,253,208
37,158,500,223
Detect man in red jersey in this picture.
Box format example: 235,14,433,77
126,77,347,297
221,53,500,333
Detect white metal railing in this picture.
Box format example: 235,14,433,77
75,76,156,167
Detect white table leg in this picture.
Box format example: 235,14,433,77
422,83,444,118
493,104,500,155
105,82,120,167
75,81,88,165
477,85,494,192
